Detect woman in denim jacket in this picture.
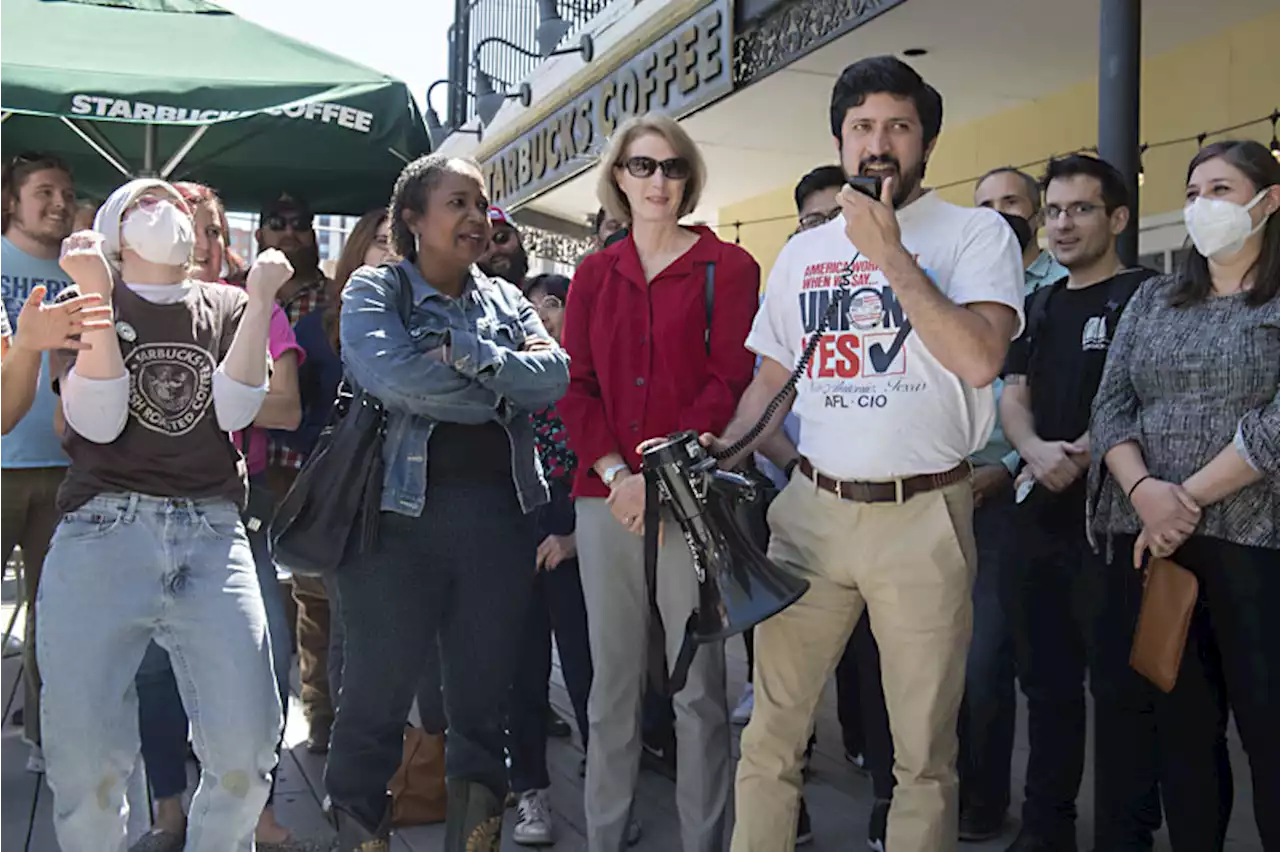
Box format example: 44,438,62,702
325,154,570,852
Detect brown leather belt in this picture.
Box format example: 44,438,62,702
798,458,970,504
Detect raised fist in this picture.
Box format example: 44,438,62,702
246,248,294,302
59,231,115,297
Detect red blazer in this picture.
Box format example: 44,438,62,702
559,226,760,499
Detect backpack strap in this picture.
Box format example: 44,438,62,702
704,261,715,356
1102,267,1154,334
1022,275,1067,353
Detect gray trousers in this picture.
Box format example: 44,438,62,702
576,498,730,852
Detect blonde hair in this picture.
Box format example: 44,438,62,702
596,113,705,223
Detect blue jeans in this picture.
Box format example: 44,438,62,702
135,491,292,802
37,493,282,852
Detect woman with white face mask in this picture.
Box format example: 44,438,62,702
1088,140,1280,850
39,178,292,852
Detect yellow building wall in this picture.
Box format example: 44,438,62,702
717,8,1280,275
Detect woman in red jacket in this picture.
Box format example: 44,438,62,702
559,112,760,852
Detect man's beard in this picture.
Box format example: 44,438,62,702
856,156,926,209
480,248,529,286
280,243,321,279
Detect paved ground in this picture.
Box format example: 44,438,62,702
1,571,1263,851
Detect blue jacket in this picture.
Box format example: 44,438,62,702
340,259,570,516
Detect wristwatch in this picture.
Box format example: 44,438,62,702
601,463,630,488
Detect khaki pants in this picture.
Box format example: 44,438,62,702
732,474,976,852
1,466,67,747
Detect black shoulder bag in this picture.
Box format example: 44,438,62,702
270,267,415,576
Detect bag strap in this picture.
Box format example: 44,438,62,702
643,471,699,697
703,261,715,356
390,263,417,326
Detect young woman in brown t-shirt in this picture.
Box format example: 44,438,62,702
38,178,294,852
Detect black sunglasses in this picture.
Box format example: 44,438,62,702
620,156,692,181
265,213,313,232
491,227,520,246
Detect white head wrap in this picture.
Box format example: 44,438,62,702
93,178,183,271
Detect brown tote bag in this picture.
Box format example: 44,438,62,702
388,725,447,826
1129,557,1199,693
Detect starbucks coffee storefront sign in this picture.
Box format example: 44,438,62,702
483,0,732,209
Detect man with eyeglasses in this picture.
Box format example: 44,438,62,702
478,206,531,288
999,154,1159,852
254,190,337,754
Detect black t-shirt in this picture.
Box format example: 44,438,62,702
1003,267,1157,521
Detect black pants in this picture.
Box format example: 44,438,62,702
325,483,536,829
1005,513,1094,844
1109,534,1279,851
848,611,895,800
1088,534,1163,851
958,495,1018,820
508,480,594,793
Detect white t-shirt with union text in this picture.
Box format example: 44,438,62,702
746,190,1025,481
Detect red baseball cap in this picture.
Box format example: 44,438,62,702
487,206,517,228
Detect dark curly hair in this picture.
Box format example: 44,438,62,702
388,153,482,263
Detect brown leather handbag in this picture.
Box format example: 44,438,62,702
1130,557,1199,693
388,725,447,826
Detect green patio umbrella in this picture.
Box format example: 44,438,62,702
1,0,431,213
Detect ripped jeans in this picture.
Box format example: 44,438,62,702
37,493,282,852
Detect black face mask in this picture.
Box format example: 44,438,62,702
998,212,1034,252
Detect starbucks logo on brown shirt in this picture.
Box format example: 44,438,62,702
125,343,216,436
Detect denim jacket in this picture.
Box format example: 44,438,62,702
339,259,570,516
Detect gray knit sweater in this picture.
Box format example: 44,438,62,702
1088,274,1280,550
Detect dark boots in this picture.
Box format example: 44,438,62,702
333,802,391,852
444,779,504,852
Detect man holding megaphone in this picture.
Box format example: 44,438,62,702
702,56,1025,852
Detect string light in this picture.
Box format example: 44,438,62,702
699,109,1276,234
1137,143,1148,188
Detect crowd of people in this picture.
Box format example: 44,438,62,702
0,53,1276,852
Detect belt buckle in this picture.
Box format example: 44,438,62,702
893,478,905,505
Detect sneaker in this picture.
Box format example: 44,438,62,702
731,683,755,725
26,743,45,774
846,749,866,770
796,798,814,845
3,633,22,658
547,711,572,738
867,798,889,852
513,789,554,846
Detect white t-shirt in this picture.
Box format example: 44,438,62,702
747,190,1025,481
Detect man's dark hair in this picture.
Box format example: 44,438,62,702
977,166,1042,215
829,56,943,147
794,166,846,214
1171,139,1279,308
1040,154,1130,214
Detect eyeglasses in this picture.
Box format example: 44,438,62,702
534,294,564,312
620,156,692,181
797,208,841,232
491,227,520,246
264,213,313,232
1043,202,1104,221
